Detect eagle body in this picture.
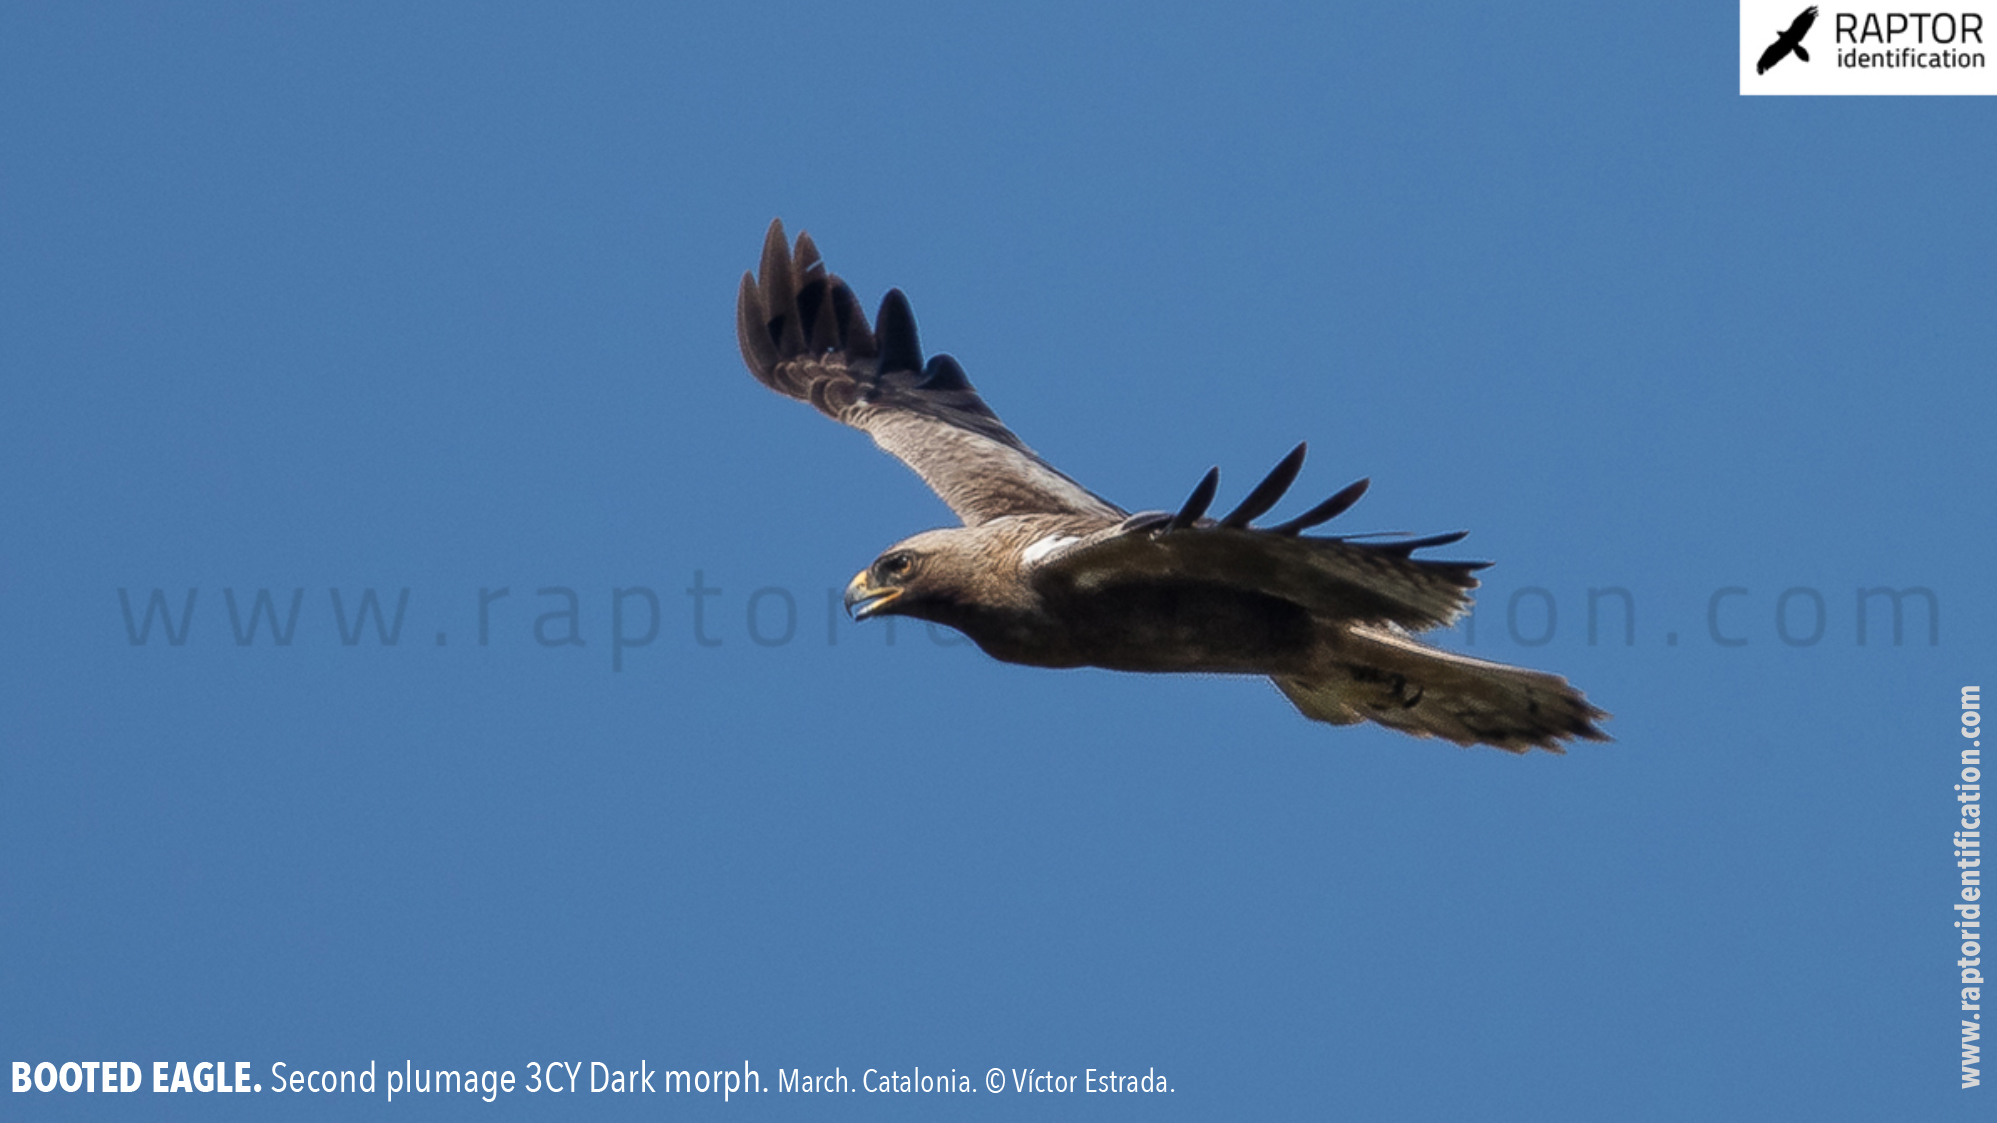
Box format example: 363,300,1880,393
900,520,1322,674
740,221,1609,753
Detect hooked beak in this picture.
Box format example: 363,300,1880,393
843,570,904,621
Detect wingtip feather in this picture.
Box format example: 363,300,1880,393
737,272,777,377
794,230,824,280
1168,467,1221,530
1270,477,1370,536
921,354,974,391
1219,442,1308,528
757,221,804,353
875,288,924,374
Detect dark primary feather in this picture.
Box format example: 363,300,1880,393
737,220,1121,527
874,289,925,380
1220,443,1307,528
1269,477,1370,535
1371,530,1471,558
1168,468,1220,530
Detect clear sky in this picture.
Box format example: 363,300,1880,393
3,3,1992,1120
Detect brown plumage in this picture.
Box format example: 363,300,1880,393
737,220,1609,753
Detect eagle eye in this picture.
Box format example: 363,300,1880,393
878,552,916,581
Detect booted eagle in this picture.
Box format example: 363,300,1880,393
737,221,1608,752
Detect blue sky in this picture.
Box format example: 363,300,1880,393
3,3,1992,1119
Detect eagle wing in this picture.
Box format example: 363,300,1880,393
1030,445,1486,633
1788,5,1818,37
737,220,1123,527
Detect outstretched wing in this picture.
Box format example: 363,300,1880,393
1031,444,1486,633
736,220,1123,527
1788,5,1818,38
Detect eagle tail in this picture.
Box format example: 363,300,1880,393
1271,676,1369,727
1274,625,1609,753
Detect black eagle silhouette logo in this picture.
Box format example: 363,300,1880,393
1757,6,1819,74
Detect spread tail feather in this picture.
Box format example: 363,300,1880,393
1274,625,1609,754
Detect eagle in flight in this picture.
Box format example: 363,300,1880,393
737,221,1609,752
1757,6,1818,74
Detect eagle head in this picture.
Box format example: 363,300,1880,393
843,527,1010,625
843,548,922,621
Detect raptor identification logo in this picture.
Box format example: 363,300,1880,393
1740,0,1997,92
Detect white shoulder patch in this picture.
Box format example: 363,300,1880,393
1020,534,1080,567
